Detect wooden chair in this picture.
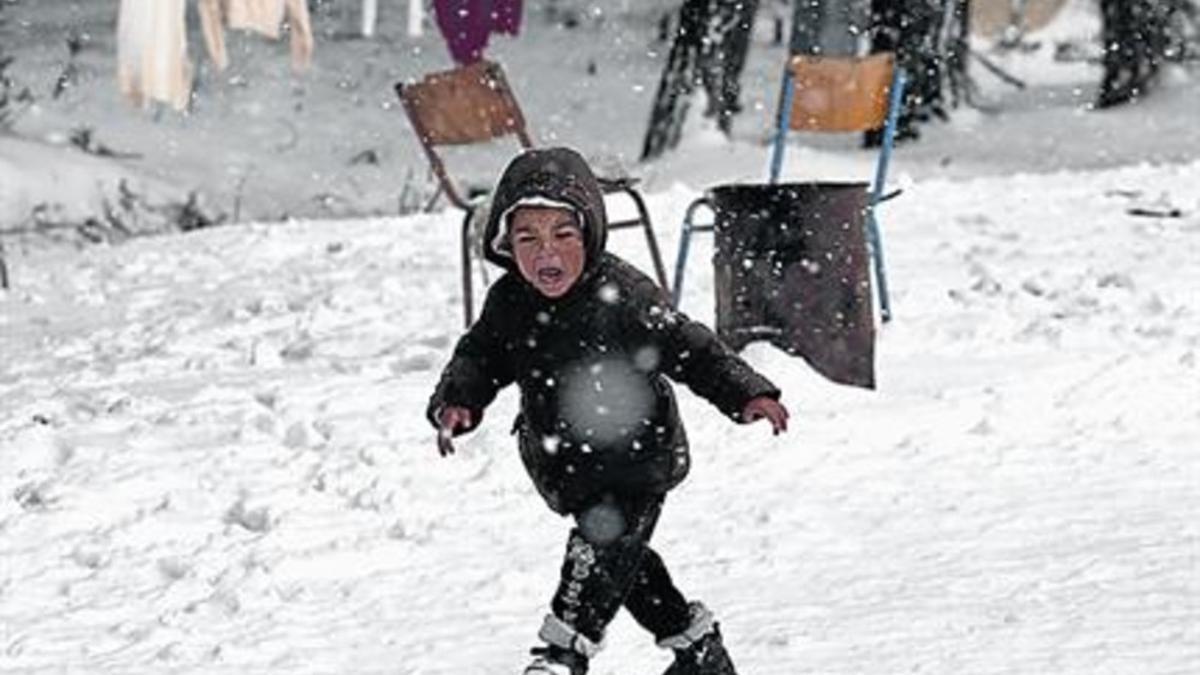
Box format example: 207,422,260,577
673,52,907,322
395,61,670,327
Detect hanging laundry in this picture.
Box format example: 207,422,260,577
218,0,314,71
434,0,488,65
408,0,426,38
434,0,523,66
362,0,379,38
282,0,314,71
492,0,523,36
226,0,286,38
117,0,192,110
198,0,229,71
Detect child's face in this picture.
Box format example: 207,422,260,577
509,206,586,298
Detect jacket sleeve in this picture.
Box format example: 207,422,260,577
622,268,781,422
425,280,517,434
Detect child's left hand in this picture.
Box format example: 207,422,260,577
436,406,474,457
742,397,790,435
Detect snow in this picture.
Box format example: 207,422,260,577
3,4,1200,675
0,134,187,235
558,357,657,446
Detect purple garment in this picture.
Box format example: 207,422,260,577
492,0,522,36
433,0,523,66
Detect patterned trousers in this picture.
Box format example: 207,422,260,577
550,494,693,644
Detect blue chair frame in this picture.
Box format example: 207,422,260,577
672,55,907,323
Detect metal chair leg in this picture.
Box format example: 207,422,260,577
768,71,796,185
672,197,713,309
865,208,892,323
461,208,475,328
866,67,907,324
671,224,692,309
621,187,670,293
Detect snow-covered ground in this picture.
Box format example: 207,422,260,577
2,0,1199,230
3,2,1200,674
3,166,1199,673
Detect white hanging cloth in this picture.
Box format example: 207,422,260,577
117,0,193,110
408,0,425,37
362,0,379,37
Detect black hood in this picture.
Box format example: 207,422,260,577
482,147,608,275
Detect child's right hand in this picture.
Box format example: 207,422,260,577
436,406,474,457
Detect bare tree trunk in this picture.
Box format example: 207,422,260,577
703,0,760,134
1096,0,1179,108
641,0,759,160
640,0,706,161
865,0,970,146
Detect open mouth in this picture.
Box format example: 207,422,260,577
537,267,565,284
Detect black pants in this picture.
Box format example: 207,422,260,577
550,494,693,644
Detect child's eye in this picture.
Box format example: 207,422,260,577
555,230,580,240
514,235,538,245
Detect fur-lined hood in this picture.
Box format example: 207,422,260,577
482,147,608,275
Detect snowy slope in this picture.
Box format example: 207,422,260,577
2,0,1199,229
3,157,1198,674
4,2,1200,673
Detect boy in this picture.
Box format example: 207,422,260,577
426,147,789,675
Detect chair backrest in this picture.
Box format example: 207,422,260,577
766,51,907,321
784,53,896,133
395,60,533,209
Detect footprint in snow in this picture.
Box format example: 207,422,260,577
391,349,437,373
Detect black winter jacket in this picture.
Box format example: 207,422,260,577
426,148,780,515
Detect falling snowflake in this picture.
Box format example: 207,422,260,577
559,357,654,446
633,345,660,372
598,283,620,304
